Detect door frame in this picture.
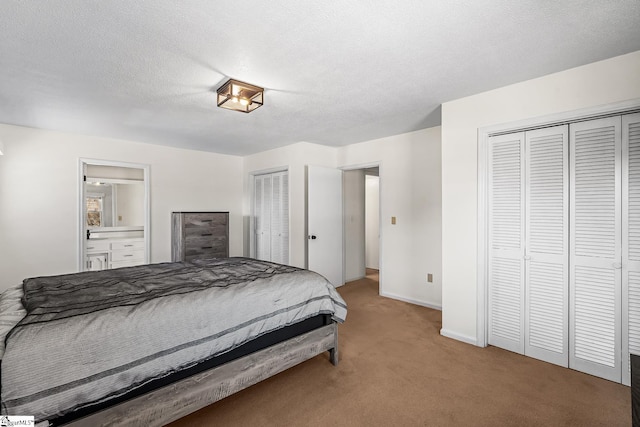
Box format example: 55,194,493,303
78,158,151,271
340,162,382,294
477,98,640,348
248,166,290,261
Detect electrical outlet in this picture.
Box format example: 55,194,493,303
427,273,433,283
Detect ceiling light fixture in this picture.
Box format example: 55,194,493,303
216,79,264,113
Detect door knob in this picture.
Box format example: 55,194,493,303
308,235,317,240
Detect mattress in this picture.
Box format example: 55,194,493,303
1,257,347,422
52,314,331,426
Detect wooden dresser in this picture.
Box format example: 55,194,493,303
171,212,229,262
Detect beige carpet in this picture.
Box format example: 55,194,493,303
170,273,631,426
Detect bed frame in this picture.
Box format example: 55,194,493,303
58,322,338,427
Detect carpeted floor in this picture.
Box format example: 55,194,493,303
170,272,631,426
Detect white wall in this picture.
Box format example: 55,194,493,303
365,175,380,269
441,50,640,344
344,169,365,281
0,124,244,291
243,142,337,268
242,128,442,309
338,127,442,309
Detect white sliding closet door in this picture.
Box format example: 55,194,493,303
525,126,569,367
623,112,640,386
254,171,289,264
570,116,622,383
488,132,525,354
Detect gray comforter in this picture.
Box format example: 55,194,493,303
1,257,347,422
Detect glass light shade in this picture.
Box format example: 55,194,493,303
216,79,264,113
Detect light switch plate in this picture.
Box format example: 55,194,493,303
391,216,396,225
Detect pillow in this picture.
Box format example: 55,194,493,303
0,284,26,360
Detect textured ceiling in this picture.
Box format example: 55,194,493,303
0,1,639,155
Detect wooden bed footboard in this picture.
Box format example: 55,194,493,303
59,322,339,427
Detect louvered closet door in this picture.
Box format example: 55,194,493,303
623,112,640,386
254,174,272,261
570,116,622,383
488,132,525,354
270,172,289,265
524,126,569,367
280,172,289,264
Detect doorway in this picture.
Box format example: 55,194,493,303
343,165,380,292
365,171,380,276
78,159,150,271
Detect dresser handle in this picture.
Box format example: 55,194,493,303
124,244,134,247
202,219,212,223
124,254,134,257
201,246,213,249
201,233,213,236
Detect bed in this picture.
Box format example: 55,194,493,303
0,257,347,426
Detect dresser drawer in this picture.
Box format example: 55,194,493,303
111,249,145,262
185,236,227,250
111,259,146,269
184,224,227,238
86,240,110,252
183,213,227,228
184,249,229,261
111,240,145,250
184,232,225,244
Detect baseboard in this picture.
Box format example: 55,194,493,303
440,328,478,346
379,291,442,311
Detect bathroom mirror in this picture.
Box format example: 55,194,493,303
85,179,145,228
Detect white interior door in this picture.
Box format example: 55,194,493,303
524,125,569,367
365,175,380,270
569,116,622,383
488,132,526,354
307,165,344,287
623,112,640,386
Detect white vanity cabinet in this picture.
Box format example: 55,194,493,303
86,240,110,271
86,238,145,270
110,239,145,268
87,253,108,271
